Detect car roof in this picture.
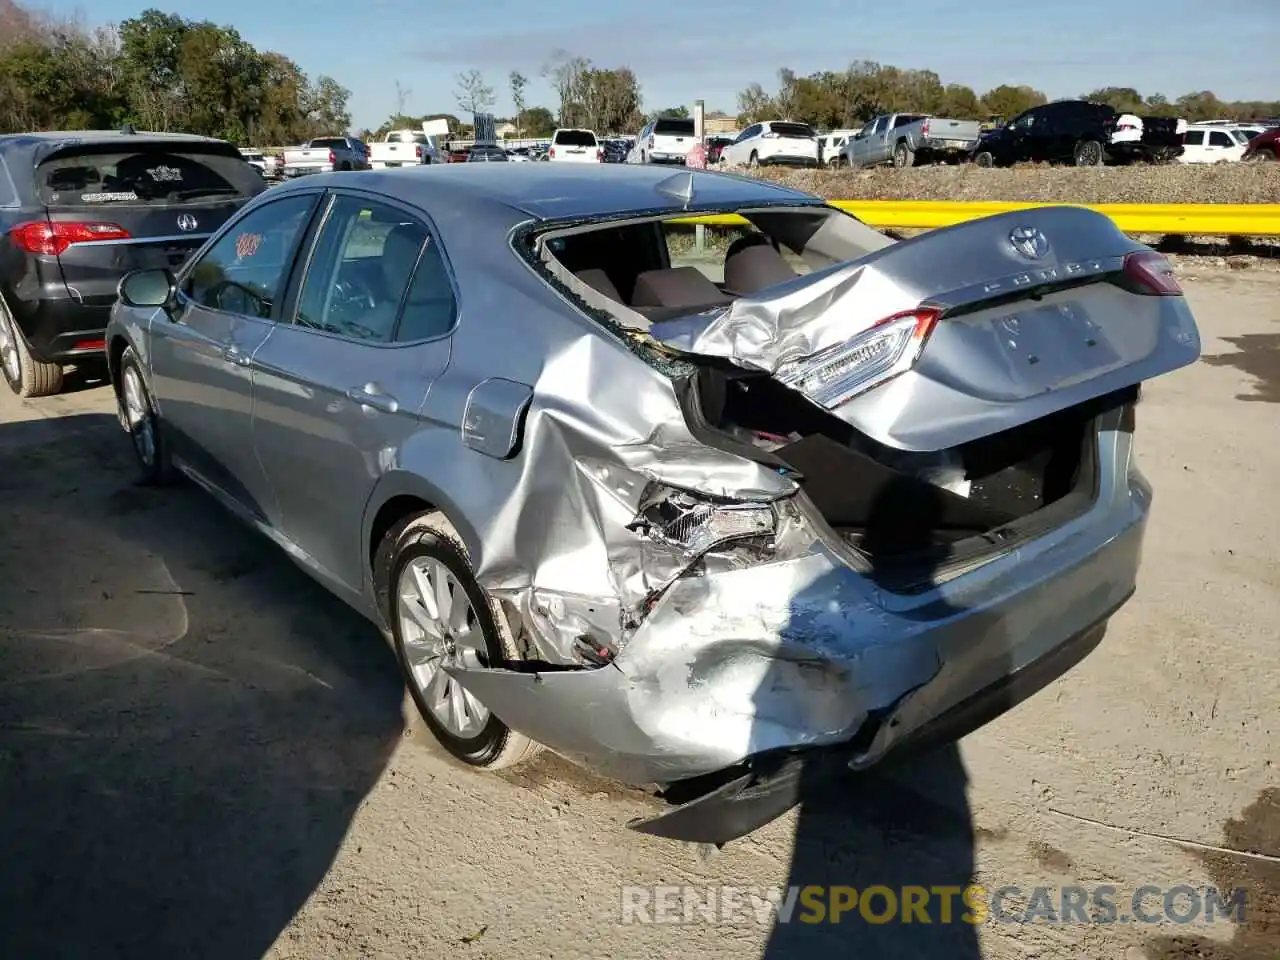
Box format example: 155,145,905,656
280,163,821,225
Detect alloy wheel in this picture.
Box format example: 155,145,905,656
397,556,490,738
122,366,156,468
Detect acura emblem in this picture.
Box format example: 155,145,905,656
177,214,199,232
1009,225,1049,260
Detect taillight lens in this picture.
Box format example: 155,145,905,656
415,144,423,158
921,119,930,137
328,150,336,165
776,308,942,407
596,148,603,160
1122,251,1183,296
549,147,555,158
9,220,131,256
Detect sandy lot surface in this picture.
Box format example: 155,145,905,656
753,163,1280,205
0,268,1276,960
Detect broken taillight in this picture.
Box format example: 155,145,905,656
776,307,943,408
1122,251,1183,296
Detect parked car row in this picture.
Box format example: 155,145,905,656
86,160,1200,844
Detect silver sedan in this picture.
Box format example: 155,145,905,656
105,164,1200,843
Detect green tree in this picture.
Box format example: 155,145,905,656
509,71,527,137
980,84,1047,119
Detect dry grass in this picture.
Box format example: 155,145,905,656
749,163,1280,205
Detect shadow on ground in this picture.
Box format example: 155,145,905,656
1201,334,1280,403
0,412,406,960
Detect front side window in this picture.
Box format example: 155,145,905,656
1209,131,1234,147
182,193,316,319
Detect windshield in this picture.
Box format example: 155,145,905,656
554,130,597,147
37,146,265,206
654,118,695,137
769,122,815,139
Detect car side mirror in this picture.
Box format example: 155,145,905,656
118,268,177,310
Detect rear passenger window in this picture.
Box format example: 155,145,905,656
395,239,457,341
1184,131,1205,146
1209,131,1234,147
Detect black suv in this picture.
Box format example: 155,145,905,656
972,100,1184,168
0,129,267,397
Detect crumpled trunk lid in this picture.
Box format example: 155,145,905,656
650,205,1201,452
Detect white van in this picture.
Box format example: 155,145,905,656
548,128,602,163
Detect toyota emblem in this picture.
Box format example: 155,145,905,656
1009,225,1049,260
177,214,199,232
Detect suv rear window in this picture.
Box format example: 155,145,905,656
769,122,815,139
554,130,597,147
654,118,695,137
36,145,264,206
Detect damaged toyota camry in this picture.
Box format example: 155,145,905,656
105,164,1200,844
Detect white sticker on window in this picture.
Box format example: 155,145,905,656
146,166,183,182
81,191,139,202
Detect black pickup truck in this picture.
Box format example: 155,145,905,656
972,100,1186,167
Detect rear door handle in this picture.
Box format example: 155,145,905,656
345,384,399,413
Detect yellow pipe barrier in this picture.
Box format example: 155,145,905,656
674,200,1280,236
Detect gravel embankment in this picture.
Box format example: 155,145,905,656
751,163,1280,204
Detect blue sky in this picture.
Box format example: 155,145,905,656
46,0,1277,131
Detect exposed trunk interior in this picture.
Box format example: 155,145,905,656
689,364,1135,592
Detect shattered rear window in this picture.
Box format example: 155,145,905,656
37,146,264,206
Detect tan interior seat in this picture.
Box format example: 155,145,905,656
723,237,797,295
630,267,729,310
574,268,622,302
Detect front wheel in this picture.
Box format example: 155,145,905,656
116,345,174,485
972,150,995,168
379,512,540,770
0,292,63,398
1246,148,1277,162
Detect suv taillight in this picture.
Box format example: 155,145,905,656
1121,251,1183,296
9,220,131,256
328,150,336,165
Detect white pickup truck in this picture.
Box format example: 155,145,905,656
369,129,440,168
281,136,370,178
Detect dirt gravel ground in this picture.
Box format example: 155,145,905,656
0,268,1276,960
752,163,1280,205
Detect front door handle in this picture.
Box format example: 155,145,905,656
346,383,399,413
222,345,251,367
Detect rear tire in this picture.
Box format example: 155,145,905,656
972,150,995,168
1073,140,1104,166
378,511,541,771
893,141,915,168
1246,147,1277,162
0,293,63,398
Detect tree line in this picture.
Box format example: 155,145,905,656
0,1,351,144
736,64,1280,129
3,0,1276,146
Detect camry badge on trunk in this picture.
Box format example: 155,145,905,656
1009,225,1049,260
177,214,199,232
